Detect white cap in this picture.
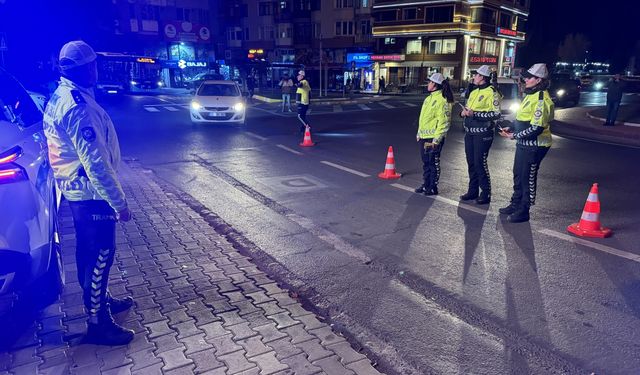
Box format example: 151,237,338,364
472,65,492,77
59,40,97,71
428,73,445,85
523,63,548,79
298,70,305,76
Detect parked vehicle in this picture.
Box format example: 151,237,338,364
190,80,246,125
550,74,581,107
0,67,63,303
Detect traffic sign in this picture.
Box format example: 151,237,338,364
0,33,7,51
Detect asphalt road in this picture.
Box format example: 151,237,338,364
101,92,640,375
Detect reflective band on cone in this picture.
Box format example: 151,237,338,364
299,127,315,147
567,183,612,238
378,146,401,179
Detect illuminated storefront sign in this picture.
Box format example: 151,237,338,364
347,53,372,63
470,56,498,64
496,27,518,37
136,57,156,64
370,54,404,61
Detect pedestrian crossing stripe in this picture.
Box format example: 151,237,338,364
164,106,179,111
358,104,371,110
380,102,395,109
144,107,160,112
405,102,417,107
333,105,343,112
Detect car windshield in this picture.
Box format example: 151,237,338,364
198,84,240,97
0,69,42,128
498,83,519,100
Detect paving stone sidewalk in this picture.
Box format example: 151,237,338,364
0,164,382,375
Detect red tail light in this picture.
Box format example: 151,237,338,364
0,146,27,184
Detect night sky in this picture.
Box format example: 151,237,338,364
519,0,638,71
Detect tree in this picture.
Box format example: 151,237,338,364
557,33,591,63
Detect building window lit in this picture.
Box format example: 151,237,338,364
469,38,481,54
406,39,422,54
483,39,497,55
428,38,456,54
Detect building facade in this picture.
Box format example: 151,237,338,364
218,0,375,92
372,0,529,89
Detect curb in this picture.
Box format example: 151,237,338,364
585,111,640,128
552,120,640,148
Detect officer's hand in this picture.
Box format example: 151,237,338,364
416,135,420,142
466,109,474,117
117,208,132,222
423,142,434,150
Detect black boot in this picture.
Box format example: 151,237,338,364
475,192,491,205
85,310,134,346
424,186,438,196
459,191,478,201
109,295,134,314
414,185,427,194
499,203,518,215
507,208,530,223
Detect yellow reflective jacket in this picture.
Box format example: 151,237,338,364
296,79,311,105
514,90,554,147
417,90,451,144
43,77,127,212
464,84,501,133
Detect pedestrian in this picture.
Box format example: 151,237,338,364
378,76,386,94
42,41,134,345
295,70,311,133
498,63,554,223
459,65,501,204
414,73,454,196
246,75,255,102
604,73,625,126
279,73,294,112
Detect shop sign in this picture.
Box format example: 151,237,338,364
496,27,517,37
163,21,211,43
370,54,404,62
470,56,498,64
503,56,512,63
347,53,372,63
175,60,208,69
136,57,156,64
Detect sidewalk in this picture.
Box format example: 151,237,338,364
586,105,640,126
552,106,640,147
0,163,382,375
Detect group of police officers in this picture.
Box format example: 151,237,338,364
43,40,553,346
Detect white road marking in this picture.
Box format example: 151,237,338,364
380,102,395,109
144,107,160,112
276,144,303,155
358,104,371,110
320,161,370,177
333,105,343,112
538,229,640,263
245,132,268,141
391,183,488,215
405,102,418,107
163,106,179,111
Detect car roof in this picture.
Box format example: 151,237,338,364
201,80,236,85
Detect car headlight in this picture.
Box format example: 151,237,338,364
594,82,603,90
556,89,566,97
130,80,137,85
157,81,164,86
509,103,520,112
191,101,203,110
233,102,244,112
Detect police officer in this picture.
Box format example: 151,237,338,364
498,63,553,223
460,65,501,204
414,73,454,196
296,70,311,133
43,41,134,345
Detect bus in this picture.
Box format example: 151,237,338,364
95,52,163,95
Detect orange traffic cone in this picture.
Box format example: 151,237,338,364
378,146,401,179
567,183,612,238
299,126,314,147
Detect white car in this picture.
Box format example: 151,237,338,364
190,80,246,125
0,67,62,304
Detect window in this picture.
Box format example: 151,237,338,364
357,0,369,8
516,17,526,32
428,38,456,54
360,20,371,35
259,26,275,40
403,8,417,20
259,2,273,15
442,67,454,79
376,10,397,22
335,0,353,8
425,6,453,23
483,39,497,55
384,37,396,45
313,23,321,38
280,1,288,10
245,28,249,40
499,13,511,29
335,21,353,36
471,8,496,24
278,24,292,38
0,71,41,128
469,38,481,54
406,39,422,55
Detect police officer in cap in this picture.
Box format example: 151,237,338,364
296,70,311,134
498,63,554,223
43,41,134,345
460,65,501,204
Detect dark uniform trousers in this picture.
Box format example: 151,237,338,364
418,138,445,191
510,145,549,210
69,200,117,323
464,132,493,195
297,104,309,133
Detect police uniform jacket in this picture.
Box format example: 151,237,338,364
43,77,127,212
417,90,451,144
296,79,311,105
513,90,554,147
464,83,501,134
